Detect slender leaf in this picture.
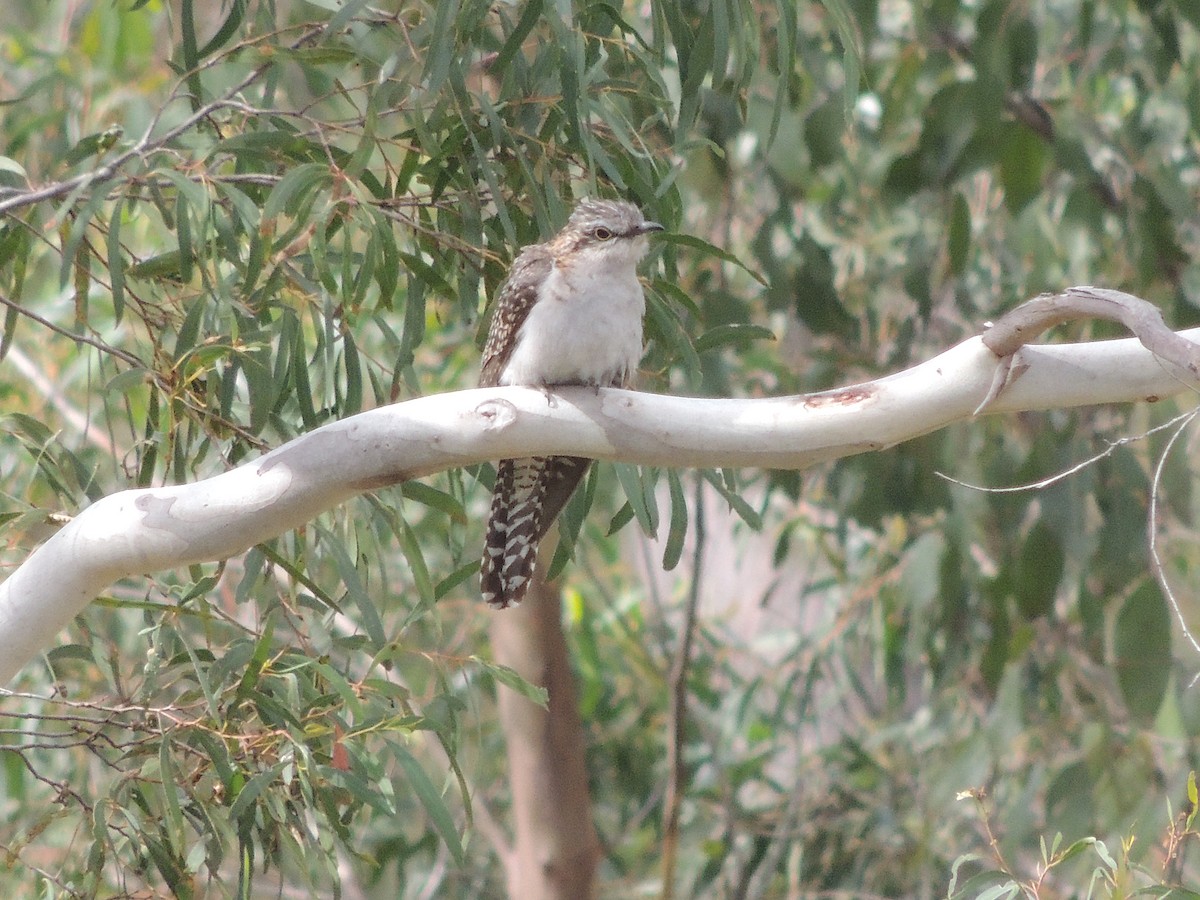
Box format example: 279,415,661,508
179,0,203,109
391,745,465,865
471,656,549,706
614,463,659,538
107,194,126,323
663,469,688,571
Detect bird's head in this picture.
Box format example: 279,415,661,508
555,198,664,265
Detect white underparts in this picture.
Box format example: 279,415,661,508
499,237,648,388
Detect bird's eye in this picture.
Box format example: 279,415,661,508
592,227,613,240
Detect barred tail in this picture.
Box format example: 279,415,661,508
480,455,590,608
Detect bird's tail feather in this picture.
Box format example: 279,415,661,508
480,455,590,608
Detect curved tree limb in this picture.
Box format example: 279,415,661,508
2,307,1199,686
976,286,1200,412
983,287,1200,370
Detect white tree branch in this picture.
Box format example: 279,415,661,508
1,325,1198,686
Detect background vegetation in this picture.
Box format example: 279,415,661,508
1,0,1200,896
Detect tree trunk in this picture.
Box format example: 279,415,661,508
489,566,600,899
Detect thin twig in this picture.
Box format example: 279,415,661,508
0,289,144,367
936,409,1200,493
661,475,705,900
1147,408,1200,669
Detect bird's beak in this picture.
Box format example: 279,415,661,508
639,221,665,235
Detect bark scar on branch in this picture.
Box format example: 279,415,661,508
976,286,1200,414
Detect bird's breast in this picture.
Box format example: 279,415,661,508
499,261,645,387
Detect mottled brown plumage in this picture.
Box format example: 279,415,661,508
479,199,662,608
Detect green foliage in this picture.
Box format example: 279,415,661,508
0,0,1199,897
948,786,1200,899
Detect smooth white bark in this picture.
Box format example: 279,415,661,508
1,329,1197,686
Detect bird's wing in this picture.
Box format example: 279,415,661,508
478,245,554,388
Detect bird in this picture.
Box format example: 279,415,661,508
478,198,664,608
